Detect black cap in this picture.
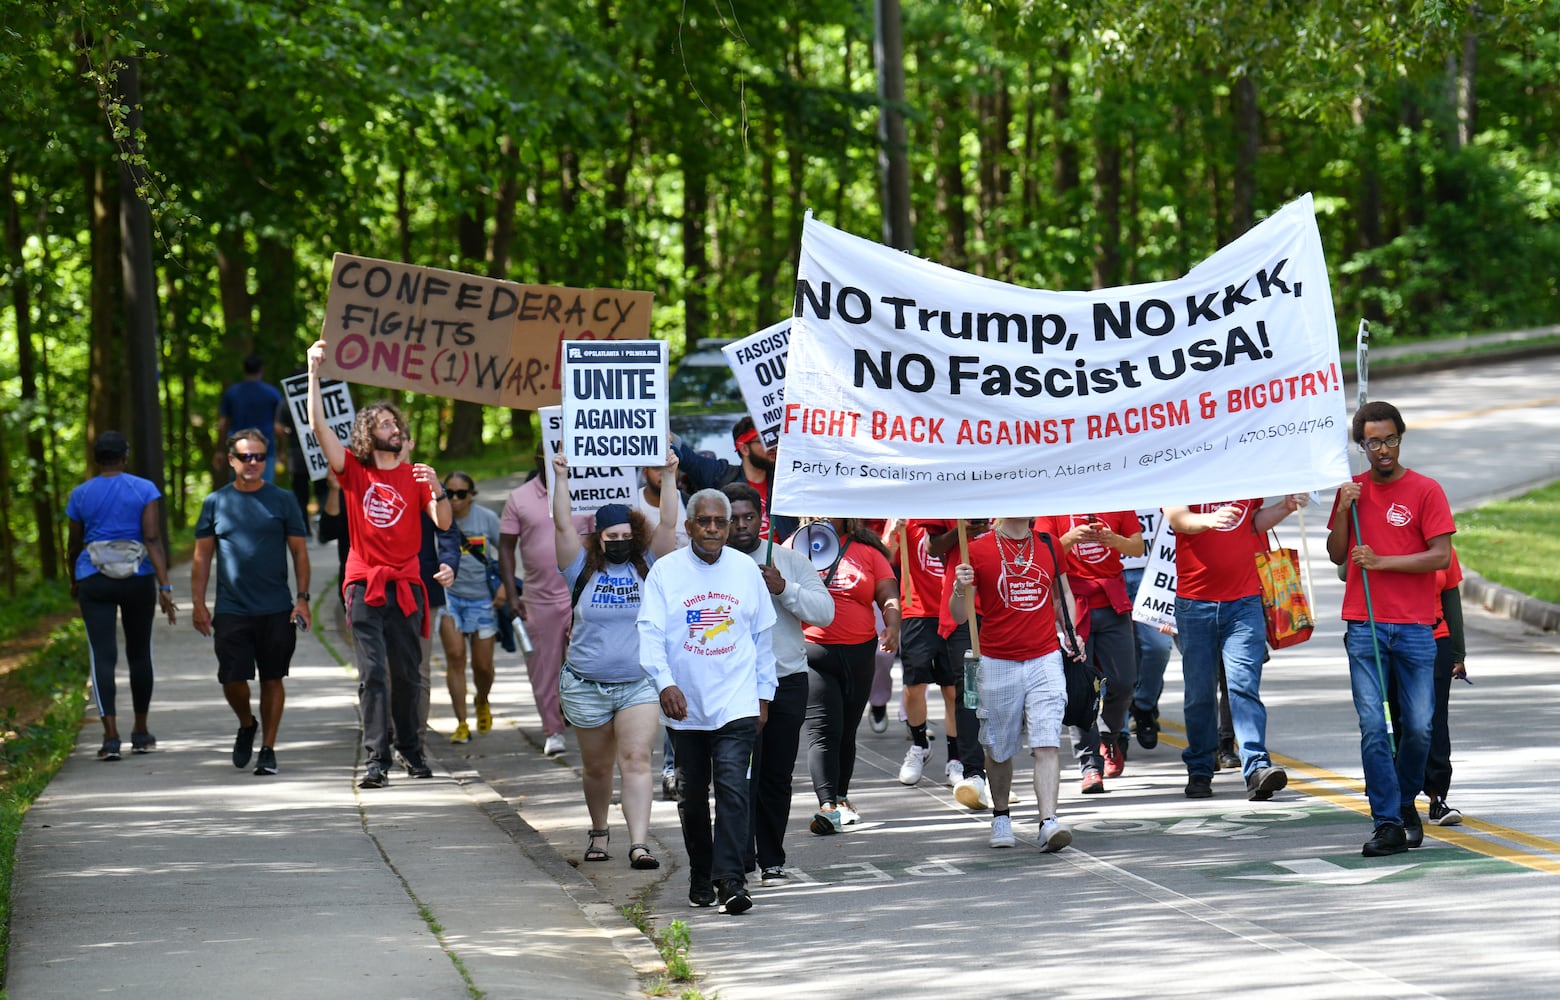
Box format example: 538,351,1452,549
93,430,129,458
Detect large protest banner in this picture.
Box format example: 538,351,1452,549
540,406,639,517
561,339,668,468
721,320,790,447
771,194,1351,518
316,254,653,409
283,373,356,482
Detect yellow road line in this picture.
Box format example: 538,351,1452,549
1155,721,1560,876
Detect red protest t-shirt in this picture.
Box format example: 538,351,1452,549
1174,499,1262,602
1328,469,1456,625
1434,547,1464,640
340,458,427,588
964,528,1062,661
795,538,895,645
901,519,953,619
1035,510,1140,581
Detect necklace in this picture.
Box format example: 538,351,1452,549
996,530,1032,568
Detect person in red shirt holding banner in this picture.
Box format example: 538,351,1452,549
1036,511,1144,792
1166,492,1307,802
1327,401,1454,857
950,517,1076,853
308,340,452,789
888,518,973,788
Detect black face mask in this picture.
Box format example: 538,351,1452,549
603,539,635,565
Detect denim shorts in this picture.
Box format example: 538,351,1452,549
442,592,498,639
559,663,659,729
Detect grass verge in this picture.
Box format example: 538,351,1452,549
0,621,89,993
0,582,73,645
1453,478,1560,606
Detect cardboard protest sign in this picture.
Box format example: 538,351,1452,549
540,406,639,517
1131,518,1178,634
721,320,790,448
772,194,1351,518
282,373,356,482
561,340,668,468
316,254,653,409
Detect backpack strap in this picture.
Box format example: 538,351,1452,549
1037,531,1081,652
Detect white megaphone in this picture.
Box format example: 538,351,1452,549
798,520,842,571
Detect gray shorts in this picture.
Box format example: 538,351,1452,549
559,663,659,729
976,651,1065,762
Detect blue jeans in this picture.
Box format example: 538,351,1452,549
1175,595,1270,779
1124,567,1172,715
672,717,757,886
1345,621,1435,826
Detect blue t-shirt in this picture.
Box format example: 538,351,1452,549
194,483,307,616
66,473,161,580
563,548,656,683
220,379,284,445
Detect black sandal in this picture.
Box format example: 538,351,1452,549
584,828,610,862
629,843,660,870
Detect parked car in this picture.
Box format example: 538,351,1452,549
669,338,745,459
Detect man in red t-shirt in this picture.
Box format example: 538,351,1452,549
1167,492,1307,802
890,519,966,789
951,518,1077,853
1035,512,1143,792
1327,400,1454,858
309,341,451,789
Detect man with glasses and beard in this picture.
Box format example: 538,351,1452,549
722,482,834,888
1328,401,1454,858
191,429,312,776
307,340,451,788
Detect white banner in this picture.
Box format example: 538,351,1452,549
541,405,639,517
721,320,790,448
1119,507,1162,574
284,373,356,482
772,194,1351,517
561,339,668,467
1131,519,1178,634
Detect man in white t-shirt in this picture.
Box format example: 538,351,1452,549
637,488,776,916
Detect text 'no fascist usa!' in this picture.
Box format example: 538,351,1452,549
771,194,1352,519
316,253,653,410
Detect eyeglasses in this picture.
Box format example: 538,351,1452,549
446,489,472,500
231,452,267,464
1360,434,1401,452
693,516,730,528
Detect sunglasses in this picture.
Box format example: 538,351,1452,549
231,452,267,464
446,489,472,500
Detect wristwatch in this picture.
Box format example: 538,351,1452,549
296,592,310,602
433,490,449,501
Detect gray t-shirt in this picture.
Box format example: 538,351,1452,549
447,503,502,602
194,484,307,616
563,548,656,684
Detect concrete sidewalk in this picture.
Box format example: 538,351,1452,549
3,538,660,999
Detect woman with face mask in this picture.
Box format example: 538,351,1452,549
551,451,681,869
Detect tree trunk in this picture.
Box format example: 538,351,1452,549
681,142,710,346
875,0,913,252
5,168,59,581
1231,73,1260,237
1092,93,1122,289
1457,29,1477,149
754,117,780,324
87,162,127,463
255,234,302,361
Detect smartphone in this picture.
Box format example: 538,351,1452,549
293,615,309,633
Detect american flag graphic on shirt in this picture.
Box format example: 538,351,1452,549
686,605,733,643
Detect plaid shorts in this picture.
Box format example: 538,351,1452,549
976,651,1065,762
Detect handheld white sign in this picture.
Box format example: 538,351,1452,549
561,339,668,468
283,373,356,482
721,320,790,448
1131,519,1178,634
541,405,639,517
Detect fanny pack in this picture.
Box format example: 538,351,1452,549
86,540,147,579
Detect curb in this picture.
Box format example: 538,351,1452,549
1460,570,1560,634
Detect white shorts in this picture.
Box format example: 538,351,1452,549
976,651,1065,763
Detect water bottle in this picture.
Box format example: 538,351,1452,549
962,650,980,711
513,616,535,656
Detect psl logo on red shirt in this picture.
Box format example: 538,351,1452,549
362,482,409,528
998,562,1053,612
1385,502,1413,528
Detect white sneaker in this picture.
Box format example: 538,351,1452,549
837,799,861,826
868,706,889,734
898,745,931,785
946,759,965,786
543,733,566,756
954,774,992,810
989,815,1015,848
1039,817,1073,853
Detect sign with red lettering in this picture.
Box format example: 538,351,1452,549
316,254,653,409
772,194,1351,518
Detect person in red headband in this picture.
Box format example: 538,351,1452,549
670,416,797,543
